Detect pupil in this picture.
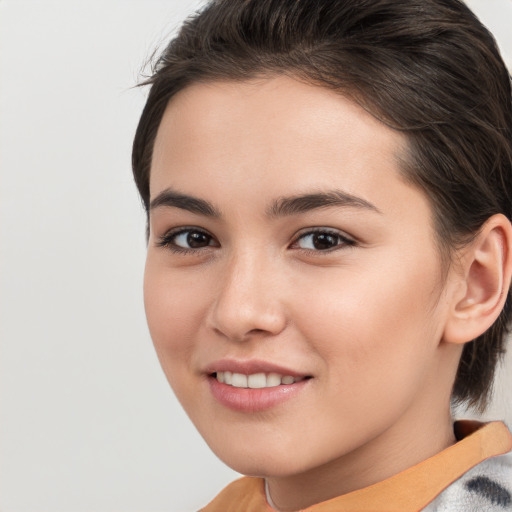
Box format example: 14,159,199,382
313,233,336,250
187,232,209,248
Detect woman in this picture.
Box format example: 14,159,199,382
133,0,512,510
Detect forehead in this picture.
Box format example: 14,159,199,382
150,75,415,214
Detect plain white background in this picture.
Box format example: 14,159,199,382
0,1,511,511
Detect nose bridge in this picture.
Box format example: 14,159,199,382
209,245,285,341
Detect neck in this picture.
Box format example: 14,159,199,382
265,405,456,511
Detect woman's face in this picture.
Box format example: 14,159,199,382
144,76,458,479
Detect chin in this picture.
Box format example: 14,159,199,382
207,438,320,478
224,456,303,478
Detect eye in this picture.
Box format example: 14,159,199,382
157,228,218,253
292,229,355,252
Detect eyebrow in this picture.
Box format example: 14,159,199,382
150,188,221,217
149,187,380,218
267,190,381,217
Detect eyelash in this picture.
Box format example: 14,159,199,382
156,227,216,255
156,227,357,255
292,229,356,254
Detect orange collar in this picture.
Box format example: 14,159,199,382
201,421,512,512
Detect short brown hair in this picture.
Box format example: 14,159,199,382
132,0,512,411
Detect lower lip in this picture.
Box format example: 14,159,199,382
208,376,310,412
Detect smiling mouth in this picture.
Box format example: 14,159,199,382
212,371,311,389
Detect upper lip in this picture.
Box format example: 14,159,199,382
204,359,310,377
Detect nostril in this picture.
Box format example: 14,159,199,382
248,328,266,335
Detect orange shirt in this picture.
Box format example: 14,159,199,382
200,421,512,512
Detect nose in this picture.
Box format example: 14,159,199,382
207,250,287,342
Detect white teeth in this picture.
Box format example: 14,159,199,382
231,373,248,388
266,373,282,387
248,373,267,389
215,371,305,388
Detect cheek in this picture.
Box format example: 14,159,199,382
143,257,207,376
293,253,442,387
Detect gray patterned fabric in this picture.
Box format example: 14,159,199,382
423,452,512,511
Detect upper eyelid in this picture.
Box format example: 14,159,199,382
160,226,212,238
156,226,216,247
157,226,356,248
292,227,355,242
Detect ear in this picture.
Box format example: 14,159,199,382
443,214,512,345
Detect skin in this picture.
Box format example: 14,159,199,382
144,75,478,511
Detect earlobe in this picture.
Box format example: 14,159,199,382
443,214,512,345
